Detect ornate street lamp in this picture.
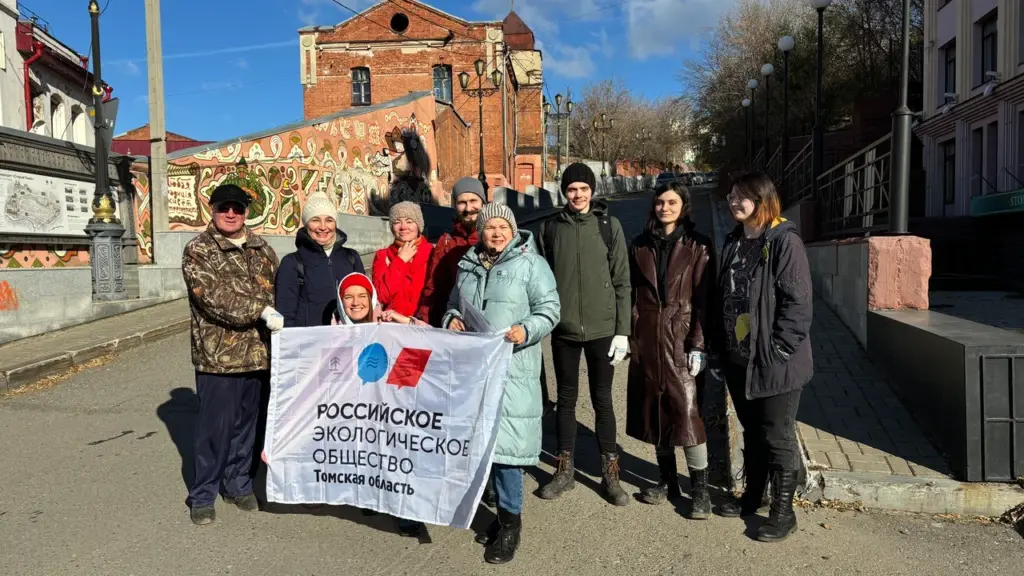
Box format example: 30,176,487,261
593,113,614,179
545,93,573,179
459,58,502,189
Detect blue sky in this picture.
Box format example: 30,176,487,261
34,0,726,142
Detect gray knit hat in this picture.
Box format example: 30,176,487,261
477,202,518,239
452,176,487,205
389,201,425,234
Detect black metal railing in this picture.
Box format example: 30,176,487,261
783,140,813,206
816,133,892,238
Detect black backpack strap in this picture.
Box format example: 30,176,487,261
294,251,305,288
598,215,615,263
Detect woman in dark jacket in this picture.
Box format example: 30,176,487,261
275,192,364,327
625,182,713,519
710,172,813,542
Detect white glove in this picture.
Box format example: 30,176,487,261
260,306,285,333
608,335,629,366
687,350,707,377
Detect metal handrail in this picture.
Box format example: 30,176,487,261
785,140,812,174
817,133,892,183
816,133,892,238
1002,167,1024,190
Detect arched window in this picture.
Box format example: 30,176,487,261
50,95,67,140
70,105,87,144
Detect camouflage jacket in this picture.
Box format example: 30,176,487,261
182,224,279,374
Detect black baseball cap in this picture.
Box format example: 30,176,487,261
209,184,252,207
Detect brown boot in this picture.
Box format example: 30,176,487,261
539,451,576,500
601,453,630,507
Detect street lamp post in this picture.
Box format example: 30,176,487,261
742,98,752,168
747,79,758,169
761,63,774,172
85,0,126,301
593,113,614,175
459,59,502,190
810,0,832,198
778,35,795,187
637,129,652,181
889,0,911,234
543,94,573,180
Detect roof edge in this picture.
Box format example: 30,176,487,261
167,91,434,160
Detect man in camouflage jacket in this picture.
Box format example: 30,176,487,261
182,183,282,526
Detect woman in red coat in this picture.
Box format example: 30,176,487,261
372,201,434,318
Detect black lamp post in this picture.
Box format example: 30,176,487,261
459,58,502,190
543,93,573,180
742,98,752,168
888,0,912,233
747,79,758,168
778,35,794,185
636,129,652,178
761,63,774,172
810,0,832,197
593,113,614,178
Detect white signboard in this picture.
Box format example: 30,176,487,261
265,324,513,529
0,168,119,236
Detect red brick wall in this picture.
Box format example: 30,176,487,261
302,0,533,188
434,105,472,194
516,85,543,150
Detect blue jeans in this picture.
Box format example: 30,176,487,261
492,464,524,514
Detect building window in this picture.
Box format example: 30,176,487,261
970,122,999,197
941,140,955,205
1018,110,1024,185
975,14,997,87
939,0,952,9
70,105,86,145
433,65,452,103
940,40,955,104
351,67,371,106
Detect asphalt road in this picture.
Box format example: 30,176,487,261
1,188,1021,575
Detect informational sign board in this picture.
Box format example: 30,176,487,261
0,168,119,236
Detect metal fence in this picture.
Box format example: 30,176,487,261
816,133,892,238
765,148,783,185
783,140,813,206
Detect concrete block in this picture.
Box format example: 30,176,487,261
153,231,199,268
866,236,931,310
69,340,120,364
4,354,73,391
887,457,914,476
820,470,1024,516
139,319,190,343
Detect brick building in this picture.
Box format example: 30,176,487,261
298,0,544,193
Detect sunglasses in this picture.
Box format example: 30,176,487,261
214,203,247,215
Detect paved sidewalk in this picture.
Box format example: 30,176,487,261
0,299,189,394
798,299,951,479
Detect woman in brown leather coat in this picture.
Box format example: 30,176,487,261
625,181,713,519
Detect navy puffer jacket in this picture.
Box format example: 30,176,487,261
275,228,364,327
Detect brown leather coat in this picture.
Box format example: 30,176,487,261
625,222,712,447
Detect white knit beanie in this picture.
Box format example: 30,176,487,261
477,203,518,238
302,192,336,225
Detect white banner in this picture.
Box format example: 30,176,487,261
265,324,513,529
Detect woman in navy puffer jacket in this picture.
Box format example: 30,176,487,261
275,192,364,327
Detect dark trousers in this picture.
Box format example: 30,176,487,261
552,335,617,455
188,371,263,508
723,363,802,471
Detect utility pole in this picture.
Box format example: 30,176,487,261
145,0,169,238
85,0,126,301
888,0,911,234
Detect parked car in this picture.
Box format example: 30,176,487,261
655,172,678,187
682,172,703,186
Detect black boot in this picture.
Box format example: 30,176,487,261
601,453,630,507
639,452,680,505
484,509,521,564
688,467,711,520
757,469,799,542
539,451,575,500
482,475,496,508
475,518,499,545
718,453,769,518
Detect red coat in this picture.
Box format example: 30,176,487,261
415,221,478,326
372,239,434,317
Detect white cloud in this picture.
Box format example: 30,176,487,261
626,0,727,60
124,60,141,76
235,57,249,70
587,27,614,58
544,43,595,79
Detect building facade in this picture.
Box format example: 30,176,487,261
298,0,544,191
0,1,96,146
112,124,211,157
917,0,1024,218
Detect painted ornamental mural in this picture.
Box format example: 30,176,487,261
166,93,446,234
